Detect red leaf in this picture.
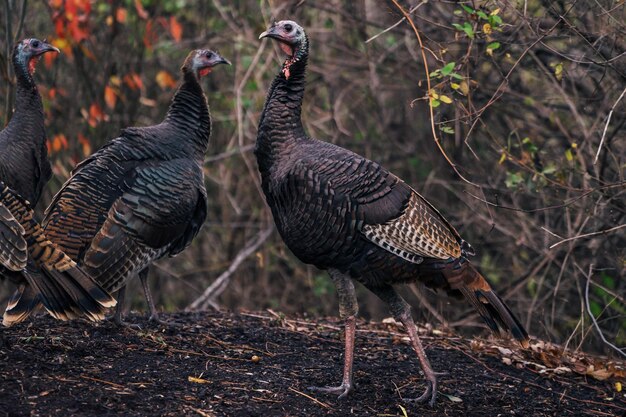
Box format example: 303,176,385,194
143,19,157,50
169,16,183,42
134,0,149,19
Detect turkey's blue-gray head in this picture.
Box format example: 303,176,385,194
13,38,60,75
259,20,308,79
183,49,231,79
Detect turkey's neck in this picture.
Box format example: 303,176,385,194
8,59,45,140
256,50,308,173
164,71,211,155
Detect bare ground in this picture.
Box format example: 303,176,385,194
0,311,624,417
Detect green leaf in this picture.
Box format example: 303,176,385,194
431,99,441,108
590,301,602,318
505,172,524,188
450,72,464,80
441,126,454,134
440,62,456,76
462,22,475,39
429,70,441,79
601,272,616,290
489,15,503,26
542,164,557,175
487,42,501,51
461,4,475,14
476,10,488,20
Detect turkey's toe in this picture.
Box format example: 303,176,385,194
308,382,354,399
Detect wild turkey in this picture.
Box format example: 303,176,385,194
257,21,529,405
19,49,229,326
1,38,116,325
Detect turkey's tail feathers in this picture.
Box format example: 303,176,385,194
1,185,116,326
3,264,117,326
457,261,529,348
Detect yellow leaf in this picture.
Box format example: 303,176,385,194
490,8,500,15
439,94,453,104
188,376,210,384
616,382,622,392
156,70,177,89
483,23,492,35
499,152,507,164
109,75,122,87
450,82,460,90
565,148,573,162
429,90,439,100
459,80,470,95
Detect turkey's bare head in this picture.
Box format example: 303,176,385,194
184,49,231,79
259,20,308,80
14,38,60,75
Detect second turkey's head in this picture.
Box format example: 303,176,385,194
14,38,60,76
183,49,231,79
259,20,308,80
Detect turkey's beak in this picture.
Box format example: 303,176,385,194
259,25,281,41
36,42,60,56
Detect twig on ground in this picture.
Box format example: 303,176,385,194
288,387,331,409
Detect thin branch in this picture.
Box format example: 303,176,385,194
188,225,274,311
595,86,626,164
365,1,427,44
549,223,626,249
390,0,478,187
582,264,626,358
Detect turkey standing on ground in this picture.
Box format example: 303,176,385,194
257,21,529,406
11,49,230,326
1,38,116,326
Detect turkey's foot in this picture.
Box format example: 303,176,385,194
308,381,354,399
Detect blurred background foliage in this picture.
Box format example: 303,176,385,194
0,0,624,356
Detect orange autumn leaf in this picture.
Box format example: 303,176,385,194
77,133,92,156
51,133,68,152
86,103,105,127
123,72,143,90
170,16,183,42
134,0,149,19
104,85,117,109
155,70,177,89
116,7,127,23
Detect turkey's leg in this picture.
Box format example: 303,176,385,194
139,268,179,327
110,287,140,329
308,269,358,399
367,284,438,406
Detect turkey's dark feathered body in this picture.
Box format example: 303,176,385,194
256,54,463,293
256,33,528,346
0,48,52,205
43,71,209,293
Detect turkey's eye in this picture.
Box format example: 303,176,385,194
206,52,214,58
284,24,293,32
31,40,40,48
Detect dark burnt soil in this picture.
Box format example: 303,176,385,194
0,311,624,417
